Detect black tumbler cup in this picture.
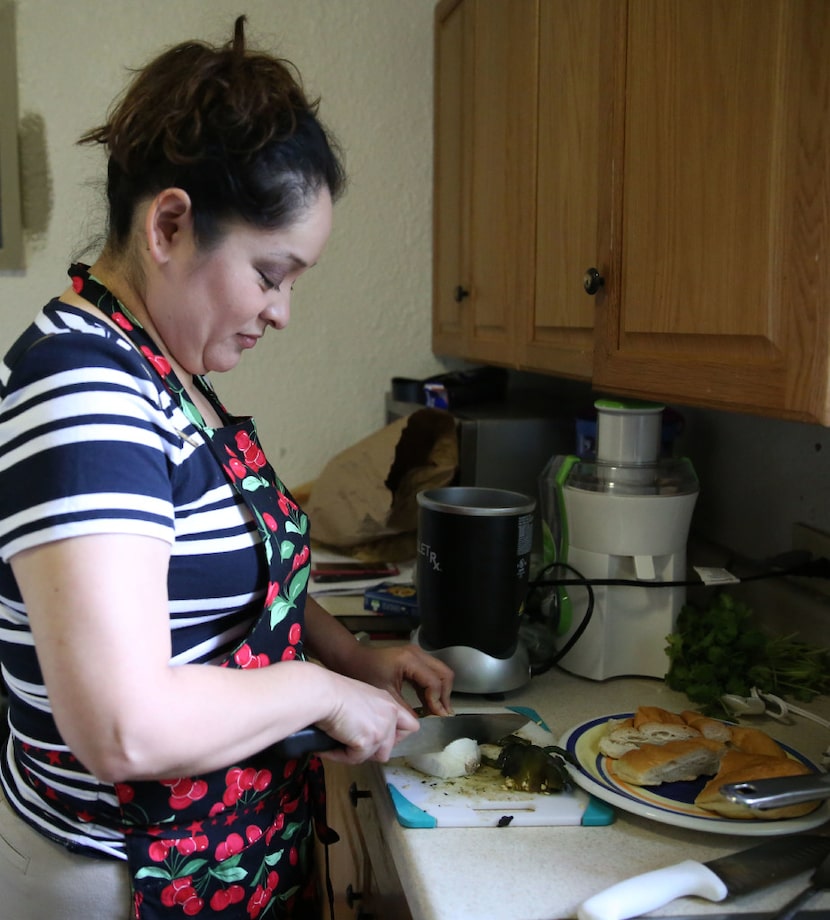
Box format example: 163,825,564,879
416,487,535,658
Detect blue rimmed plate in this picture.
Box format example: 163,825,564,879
558,713,829,835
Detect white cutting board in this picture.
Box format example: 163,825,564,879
381,706,615,828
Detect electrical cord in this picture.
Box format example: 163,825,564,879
528,555,830,592
527,561,594,677
524,556,830,678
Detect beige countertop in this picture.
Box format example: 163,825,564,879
361,665,830,920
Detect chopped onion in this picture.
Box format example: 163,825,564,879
407,737,481,779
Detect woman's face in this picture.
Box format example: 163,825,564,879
146,187,333,376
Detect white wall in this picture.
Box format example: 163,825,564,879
2,0,450,488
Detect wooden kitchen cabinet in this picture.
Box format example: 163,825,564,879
433,0,830,425
319,761,412,920
433,0,601,380
432,0,539,368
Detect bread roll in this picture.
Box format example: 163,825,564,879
598,726,646,759
633,706,687,727
609,738,724,786
695,751,818,819
727,725,787,758
598,709,700,758
681,710,732,743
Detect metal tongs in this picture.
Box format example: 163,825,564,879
720,771,830,810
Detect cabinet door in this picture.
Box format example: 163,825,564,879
433,0,538,366
521,0,601,378
593,0,830,424
433,0,469,356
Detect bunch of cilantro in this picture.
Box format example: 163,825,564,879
664,591,830,716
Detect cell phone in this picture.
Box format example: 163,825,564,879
311,561,400,583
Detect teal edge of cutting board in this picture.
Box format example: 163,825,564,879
385,705,614,828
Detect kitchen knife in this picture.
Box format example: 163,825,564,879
720,772,830,809
272,711,529,760
576,835,830,920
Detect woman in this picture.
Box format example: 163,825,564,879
0,17,453,920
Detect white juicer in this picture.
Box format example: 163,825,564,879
550,399,699,680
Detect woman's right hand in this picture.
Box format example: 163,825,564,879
314,671,420,764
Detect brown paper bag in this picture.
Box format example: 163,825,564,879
305,408,458,560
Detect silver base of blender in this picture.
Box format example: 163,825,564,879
412,627,531,694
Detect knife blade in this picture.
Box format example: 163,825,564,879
720,772,830,809
576,835,830,920
272,711,529,760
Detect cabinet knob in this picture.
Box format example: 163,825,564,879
454,285,470,303
583,267,605,295
349,782,371,807
346,885,375,919
346,883,362,908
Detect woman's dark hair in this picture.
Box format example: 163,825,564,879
79,16,346,251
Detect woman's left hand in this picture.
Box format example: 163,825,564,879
345,643,454,717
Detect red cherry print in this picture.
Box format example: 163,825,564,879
182,895,204,916
252,769,272,791
281,647,296,661
265,581,280,607
227,885,245,904
267,870,279,891
209,889,231,911
234,644,254,667
114,782,135,803
288,622,302,645
262,512,277,532
240,767,257,790
215,831,244,862
245,824,262,844
176,837,197,857
228,457,247,480
289,845,299,866
139,346,172,377
277,492,296,516
112,311,134,331
71,275,83,293
148,840,170,862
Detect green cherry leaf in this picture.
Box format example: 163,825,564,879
288,566,310,602
278,539,294,561
135,866,172,881
264,849,284,867
241,475,266,491
210,865,248,883
270,598,293,629
179,858,209,876
180,398,206,429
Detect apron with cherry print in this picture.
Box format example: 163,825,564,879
69,265,337,920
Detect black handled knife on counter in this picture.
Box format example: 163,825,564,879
576,835,830,920
271,711,529,760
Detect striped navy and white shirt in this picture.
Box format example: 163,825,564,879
0,300,266,858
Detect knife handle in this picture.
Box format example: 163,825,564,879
272,727,341,760
577,860,729,920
